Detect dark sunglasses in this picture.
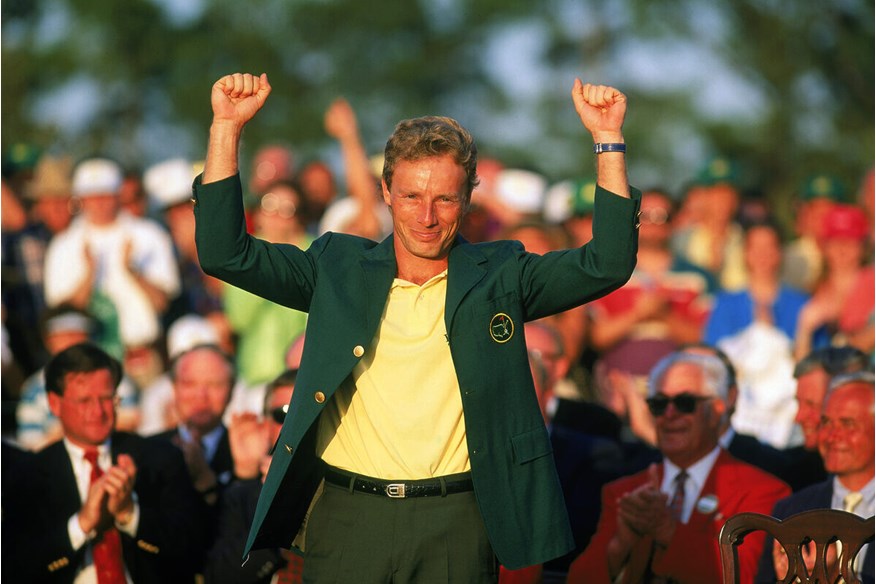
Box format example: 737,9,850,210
645,393,711,416
269,404,289,424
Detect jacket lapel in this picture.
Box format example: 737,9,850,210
445,237,487,333
360,235,397,334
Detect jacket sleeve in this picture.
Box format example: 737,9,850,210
517,186,641,321
193,173,320,313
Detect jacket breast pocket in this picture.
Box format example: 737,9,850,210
511,427,553,465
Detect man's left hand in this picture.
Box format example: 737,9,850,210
104,454,138,523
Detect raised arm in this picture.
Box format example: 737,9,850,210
571,79,629,199
203,73,272,184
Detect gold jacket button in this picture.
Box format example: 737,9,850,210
314,391,326,404
353,345,365,357
285,444,293,454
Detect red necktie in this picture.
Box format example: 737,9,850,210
276,549,305,584
84,449,127,584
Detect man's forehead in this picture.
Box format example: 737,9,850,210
64,369,114,391
825,384,875,415
662,362,705,386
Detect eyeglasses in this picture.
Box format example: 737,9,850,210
639,207,670,225
260,192,297,219
269,404,289,424
645,393,711,416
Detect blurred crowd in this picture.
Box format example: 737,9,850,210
1,94,873,583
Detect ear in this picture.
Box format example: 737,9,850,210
48,391,63,418
381,179,392,207
710,398,728,424
725,384,738,414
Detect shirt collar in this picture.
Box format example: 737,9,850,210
662,445,722,494
63,437,112,466
832,475,876,516
392,270,448,289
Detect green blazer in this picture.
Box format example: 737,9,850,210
193,174,641,570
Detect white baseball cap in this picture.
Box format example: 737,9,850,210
72,158,123,197
144,158,197,209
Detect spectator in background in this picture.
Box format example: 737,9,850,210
705,219,818,449
782,173,847,292
795,203,872,360
153,344,242,575
223,179,310,388
43,157,180,372
568,351,790,584
672,156,747,291
756,372,875,584
138,313,224,436
589,189,714,445
17,304,140,450
782,346,869,491
27,342,203,582
205,369,303,584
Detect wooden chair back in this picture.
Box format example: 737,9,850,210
719,510,874,584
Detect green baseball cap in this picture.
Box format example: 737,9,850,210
693,156,740,187
799,173,848,202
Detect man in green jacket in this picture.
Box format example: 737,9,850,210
194,72,640,583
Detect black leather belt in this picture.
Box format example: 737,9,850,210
323,467,474,499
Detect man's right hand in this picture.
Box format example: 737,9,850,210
211,73,272,128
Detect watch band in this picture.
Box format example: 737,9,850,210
593,143,626,154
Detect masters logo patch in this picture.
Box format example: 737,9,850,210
489,313,514,343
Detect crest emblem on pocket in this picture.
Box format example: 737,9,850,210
489,313,514,343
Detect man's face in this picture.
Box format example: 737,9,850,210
382,155,468,266
36,197,73,233
173,349,233,435
744,225,783,277
818,382,875,486
79,194,120,226
48,369,117,448
795,368,830,450
653,362,723,468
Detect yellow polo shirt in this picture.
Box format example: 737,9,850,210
316,271,470,479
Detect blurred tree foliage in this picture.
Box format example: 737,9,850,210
2,0,873,216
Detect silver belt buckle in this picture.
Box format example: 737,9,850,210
385,483,406,498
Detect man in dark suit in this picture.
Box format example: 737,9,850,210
194,72,639,582
26,342,202,583
756,372,875,584
568,351,790,583
153,344,237,499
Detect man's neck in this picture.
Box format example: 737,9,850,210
837,470,875,493
393,246,450,285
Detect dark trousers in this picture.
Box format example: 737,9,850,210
303,475,498,583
